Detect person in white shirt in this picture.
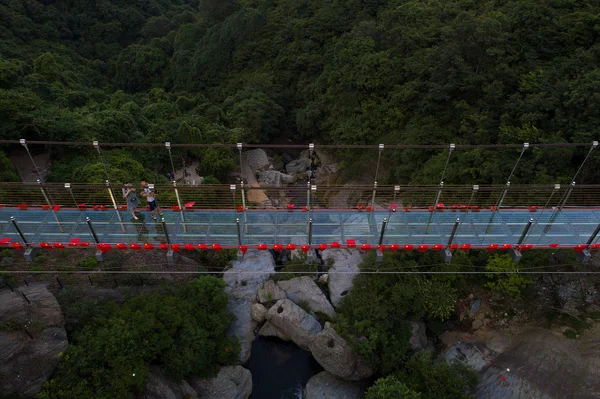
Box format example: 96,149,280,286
140,179,163,220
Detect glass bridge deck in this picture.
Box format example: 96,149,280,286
0,208,599,248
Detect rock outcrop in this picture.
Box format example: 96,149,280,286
444,341,497,372
257,280,286,304
250,303,268,323
0,284,69,397
285,158,310,174
304,371,366,399
308,327,373,381
143,366,198,399
189,366,252,399
258,320,291,341
258,170,294,186
277,276,336,319
321,249,363,307
242,149,270,173
476,329,600,399
265,299,322,350
224,251,276,363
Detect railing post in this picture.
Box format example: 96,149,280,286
86,217,105,262
173,181,186,232
370,181,378,211
307,217,314,262
65,183,79,208
433,181,444,209
510,218,534,262
306,181,311,210
11,216,38,262
444,218,460,263
377,217,387,261
577,222,600,263
237,143,247,223
161,217,174,263
236,217,244,260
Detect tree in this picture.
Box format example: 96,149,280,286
397,351,478,399
366,376,422,399
39,277,239,398
114,45,167,92
485,254,533,299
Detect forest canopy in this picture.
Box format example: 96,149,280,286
0,0,599,184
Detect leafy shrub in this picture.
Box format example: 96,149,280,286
397,351,478,399
336,253,458,374
366,376,422,399
77,257,98,269
485,254,533,299
40,277,239,398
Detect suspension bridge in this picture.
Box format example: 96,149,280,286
0,139,598,264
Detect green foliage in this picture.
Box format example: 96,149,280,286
397,351,478,399
336,253,458,374
366,376,422,399
485,254,533,299
0,320,21,332
77,257,98,269
40,277,239,398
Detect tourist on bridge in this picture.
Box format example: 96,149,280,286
122,181,141,221
140,179,162,220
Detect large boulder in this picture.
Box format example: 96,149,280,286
265,299,322,350
321,249,363,307
257,280,286,304
444,341,496,372
258,321,291,341
250,303,268,323
476,329,600,399
277,276,336,319
142,366,198,399
285,158,310,174
224,251,276,289
0,284,69,397
304,371,366,399
242,149,270,172
308,327,373,381
189,366,252,399
227,299,256,363
258,170,294,186
224,251,276,363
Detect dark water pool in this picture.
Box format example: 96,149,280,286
245,337,323,399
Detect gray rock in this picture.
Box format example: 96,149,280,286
142,366,198,399
224,251,276,363
407,320,429,351
444,342,496,372
468,299,481,318
224,251,276,288
0,284,69,397
227,298,256,364
250,303,268,323
318,274,329,284
265,299,322,350
321,249,363,307
243,149,270,172
0,283,64,326
0,327,68,397
258,321,291,341
476,329,600,399
277,276,336,319
257,280,286,304
304,371,366,399
308,327,373,381
258,170,294,186
189,366,252,399
285,158,310,174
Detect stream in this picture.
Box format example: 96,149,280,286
245,337,323,399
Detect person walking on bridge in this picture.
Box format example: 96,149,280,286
140,179,163,220
122,181,141,221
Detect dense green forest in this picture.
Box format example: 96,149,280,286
1,0,599,185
